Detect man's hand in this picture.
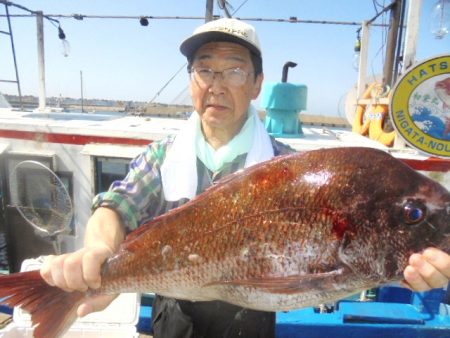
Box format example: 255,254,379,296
40,207,125,317
41,246,112,291
40,245,118,317
403,248,450,291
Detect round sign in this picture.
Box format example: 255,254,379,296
390,54,450,158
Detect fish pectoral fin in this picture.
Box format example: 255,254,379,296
204,269,345,295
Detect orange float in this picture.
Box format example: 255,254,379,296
352,82,396,147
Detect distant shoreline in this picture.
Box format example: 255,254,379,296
3,94,350,128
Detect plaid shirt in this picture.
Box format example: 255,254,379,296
92,134,294,231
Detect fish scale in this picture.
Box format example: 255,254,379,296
0,147,449,338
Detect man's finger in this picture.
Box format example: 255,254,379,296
46,254,73,291
408,252,449,289
81,246,113,289
40,255,57,286
403,265,432,292
423,248,450,279
63,253,88,292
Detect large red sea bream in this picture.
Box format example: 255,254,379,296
0,147,449,338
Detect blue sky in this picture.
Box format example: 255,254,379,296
0,0,448,117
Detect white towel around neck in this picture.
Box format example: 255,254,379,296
161,105,274,201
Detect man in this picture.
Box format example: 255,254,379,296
41,18,450,338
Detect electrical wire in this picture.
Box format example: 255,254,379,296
232,0,250,16
149,62,187,104
217,0,233,18
0,12,389,27
170,84,191,105
0,0,60,27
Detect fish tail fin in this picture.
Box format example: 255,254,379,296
0,270,85,338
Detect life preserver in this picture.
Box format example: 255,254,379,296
352,82,376,135
367,102,396,146
352,82,396,147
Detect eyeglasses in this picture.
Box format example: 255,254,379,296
189,67,254,87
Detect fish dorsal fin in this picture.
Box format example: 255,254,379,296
204,269,346,295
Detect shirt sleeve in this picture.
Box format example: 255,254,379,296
91,137,171,231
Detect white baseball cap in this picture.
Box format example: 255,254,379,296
180,18,262,58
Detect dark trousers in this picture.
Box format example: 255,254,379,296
151,295,276,338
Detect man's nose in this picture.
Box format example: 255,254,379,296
208,73,226,94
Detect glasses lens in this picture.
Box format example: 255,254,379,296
191,68,250,87
223,69,247,86
192,68,212,86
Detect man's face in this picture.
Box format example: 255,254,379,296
190,42,263,136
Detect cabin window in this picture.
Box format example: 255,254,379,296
0,158,8,270
94,157,130,194
55,171,75,235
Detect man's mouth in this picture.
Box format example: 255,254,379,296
206,104,228,110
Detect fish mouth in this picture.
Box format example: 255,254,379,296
421,202,450,253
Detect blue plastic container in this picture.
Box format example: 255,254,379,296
261,81,307,138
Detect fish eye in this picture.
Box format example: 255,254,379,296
403,200,427,225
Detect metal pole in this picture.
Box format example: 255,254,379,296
36,11,46,111
402,0,422,72
394,0,422,148
383,0,402,87
5,4,22,109
357,21,370,98
393,0,407,84
205,0,213,22
80,70,84,113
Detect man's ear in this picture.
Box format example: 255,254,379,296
251,73,264,99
